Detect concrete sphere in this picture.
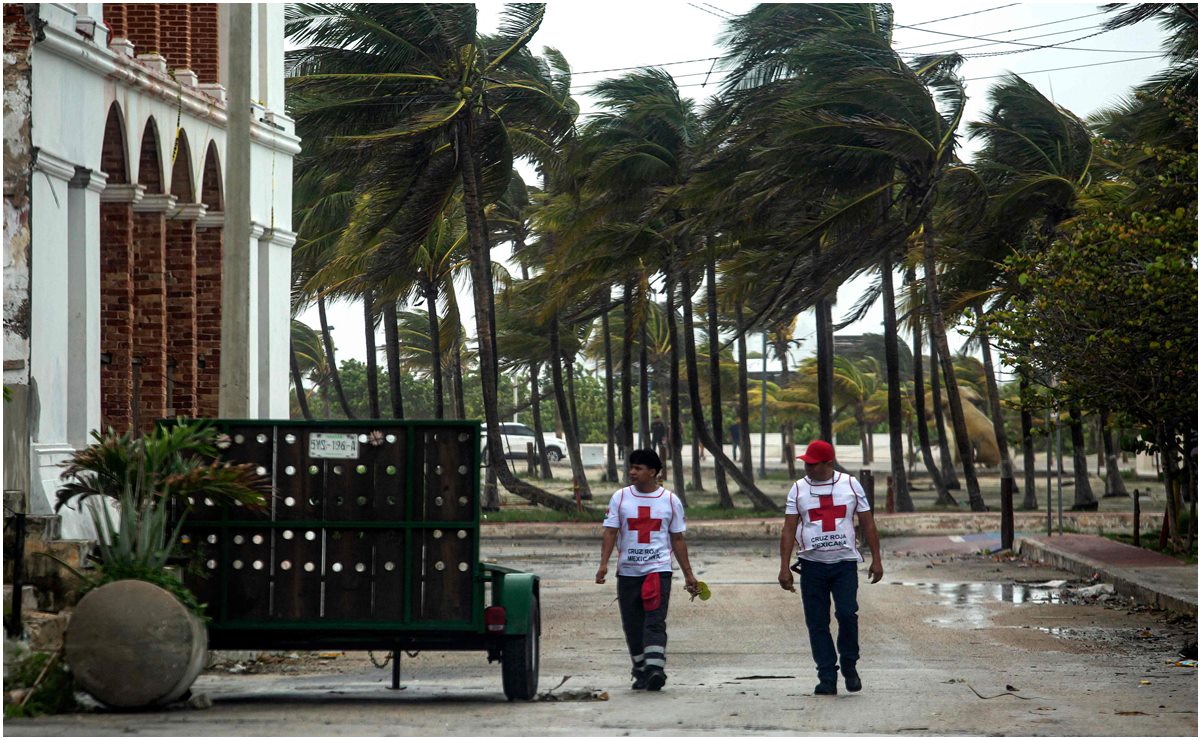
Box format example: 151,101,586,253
65,579,207,708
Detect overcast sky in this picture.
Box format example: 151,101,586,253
299,1,1170,375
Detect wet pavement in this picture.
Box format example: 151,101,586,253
8,539,1196,736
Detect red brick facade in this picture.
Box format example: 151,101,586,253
5,4,31,49
97,5,226,431
100,203,134,431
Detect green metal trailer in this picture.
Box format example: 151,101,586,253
172,419,541,700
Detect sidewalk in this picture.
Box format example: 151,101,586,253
1015,533,1197,617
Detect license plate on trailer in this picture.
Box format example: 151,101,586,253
308,433,359,459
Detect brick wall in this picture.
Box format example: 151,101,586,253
102,3,126,40
166,219,197,416
195,225,222,417
124,4,160,55
158,4,190,71
4,4,31,49
100,204,134,431
190,5,220,85
132,211,167,429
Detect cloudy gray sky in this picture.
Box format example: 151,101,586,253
301,2,1170,374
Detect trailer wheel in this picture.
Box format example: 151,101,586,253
501,597,540,701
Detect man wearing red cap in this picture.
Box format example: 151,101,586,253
778,439,883,696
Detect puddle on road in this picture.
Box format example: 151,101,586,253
896,581,1063,630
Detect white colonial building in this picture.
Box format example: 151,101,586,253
3,3,298,537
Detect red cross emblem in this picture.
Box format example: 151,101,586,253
807,495,846,532
628,506,662,543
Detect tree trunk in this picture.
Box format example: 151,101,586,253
639,318,651,448
528,361,553,480
602,305,619,483
453,346,467,420
735,303,754,481
929,324,959,490
816,298,835,442
363,292,381,419
621,279,636,459
908,265,951,505
664,257,687,505
707,253,733,508
289,342,312,421
680,266,778,510
550,317,592,500
425,283,444,419
691,437,704,492
975,306,1015,537
383,302,404,419
1019,368,1039,510
922,222,985,511
880,255,912,511
456,117,573,512
317,295,355,419
1068,404,1097,507
1100,407,1128,497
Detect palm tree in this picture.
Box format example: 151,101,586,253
713,3,986,509
287,4,577,511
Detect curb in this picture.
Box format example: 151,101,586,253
480,512,1161,542
1015,537,1197,617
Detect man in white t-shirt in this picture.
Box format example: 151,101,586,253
778,439,883,696
596,449,699,691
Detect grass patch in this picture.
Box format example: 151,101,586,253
1102,532,1198,564
482,507,605,523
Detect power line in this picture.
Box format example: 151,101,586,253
894,10,1109,51
962,53,1165,82
907,3,1020,28
572,55,719,77
894,22,1162,56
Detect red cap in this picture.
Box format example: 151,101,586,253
797,439,834,464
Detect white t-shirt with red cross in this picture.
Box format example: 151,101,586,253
603,486,687,576
785,472,871,563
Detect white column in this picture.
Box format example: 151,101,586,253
258,227,295,418
67,166,106,447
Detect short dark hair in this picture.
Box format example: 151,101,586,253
628,448,663,473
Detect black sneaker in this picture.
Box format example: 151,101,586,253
843,667,862,692
645,667,667,691
814,680,838,695
631,670,649,690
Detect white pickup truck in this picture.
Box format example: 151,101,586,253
482,422,568,463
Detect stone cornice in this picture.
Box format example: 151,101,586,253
32,149,77,181
170,203,208,222
249,221,268,240
38,23,302,157
71,167,108,193
261,228,298,250
132,193,178,214
100,183,145,205
197,211,225,230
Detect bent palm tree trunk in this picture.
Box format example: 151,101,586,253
735,303,754,480
816,298,835,442
664,256,688,505
909,266,950,504
383,302,404,419
363,292,381,419
680,266,779,510
290,342,313,420
317,295,355,419
708,254,733,508
929,326,960,491
457,118,575,513
881,255,912,511
602,306,619,483
564,351,590,499
922,223,985,511
550,316,592,500
529,361,552,480
975,307,1015,544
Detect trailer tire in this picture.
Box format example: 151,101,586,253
501,597,540,701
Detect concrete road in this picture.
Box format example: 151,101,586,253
9,538,1197,736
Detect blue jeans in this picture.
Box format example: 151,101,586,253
798,559,859,682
